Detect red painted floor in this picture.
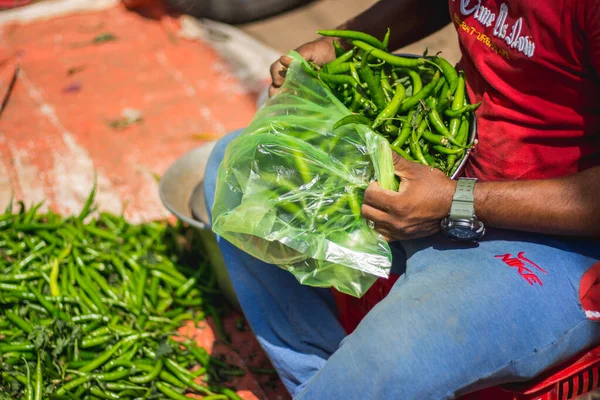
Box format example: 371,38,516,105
0,3,255,222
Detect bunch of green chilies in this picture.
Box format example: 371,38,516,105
0,187,244,400
305,29,481,176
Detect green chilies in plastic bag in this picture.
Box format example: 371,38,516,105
211,52,397,297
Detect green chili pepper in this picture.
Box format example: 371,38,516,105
74,266,107,315
88,387,120,400
446,115,470,174
360,50,387,111
425,97,470,148
422,130,449,146
82,225,122,243
318,29,387,50
79,342,122,372
333,114,372,130
103,382,146,391
373,83,406,128
81,335,112,349
55,375,93,395
456,115,471,146
444,102,481,117
392,110,419,148
332,40,345,57
448,72,465,137
409,114,430,166
399,71,441,112
383,123,399,135
78,180,96,222
434,56,459,95
394,68,423,95
437,79,450,100
207,305,230,344
26,283,69,320
130,358,163,383
134,266,147,314
433,145,465,155
390,145,414,161
94,368,131,381
382,27,391,49
86,268,119,302
33,353,43,400
302,63,358,88
164,359,215,395
415,117,428,140
24,359,34,400
12,222,64,232
175,276,196,298
48,258,60,297
348,63,362,87
323,48,355,71
134,363,186,388
352,40,428,68
155,381,191,400
5,310,33,333
432,75,446,97
323,61,359,75
449,151,465,176
380,71,394,102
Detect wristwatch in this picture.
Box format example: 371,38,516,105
441,178,485,242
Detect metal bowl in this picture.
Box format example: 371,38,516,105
159,143,241,311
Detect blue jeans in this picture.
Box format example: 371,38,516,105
204,130,600,400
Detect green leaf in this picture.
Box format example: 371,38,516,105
155,340,173,360
29,327,48,350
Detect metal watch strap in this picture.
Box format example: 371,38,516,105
449,178,476,220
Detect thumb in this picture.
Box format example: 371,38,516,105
392,151,414,176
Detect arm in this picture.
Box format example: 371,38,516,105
475,166,600,236
335,0,451,52
361,156,600,241
269,0,450,96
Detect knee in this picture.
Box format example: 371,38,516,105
204,129,244,222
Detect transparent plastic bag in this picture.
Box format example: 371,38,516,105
211,51,398,297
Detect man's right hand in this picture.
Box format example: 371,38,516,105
269,37,338,97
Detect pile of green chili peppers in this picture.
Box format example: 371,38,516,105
304,28,481,176
0,188,245,400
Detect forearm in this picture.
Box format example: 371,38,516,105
474,166,600,237
335,0,451,51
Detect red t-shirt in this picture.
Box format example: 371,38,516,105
449,0,600,181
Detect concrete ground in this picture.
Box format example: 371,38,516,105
240,0,461,65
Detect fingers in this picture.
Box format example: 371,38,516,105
392,152,415,176
361,204,392,227
270,58,287,88
375,227,397,243
363,182,398,212
279,56,293,68
269,56,292,98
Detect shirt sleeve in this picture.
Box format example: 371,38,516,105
585,0,600,75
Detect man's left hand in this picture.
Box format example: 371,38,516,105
361,153,457,242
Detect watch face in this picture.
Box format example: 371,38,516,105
447,226,480,241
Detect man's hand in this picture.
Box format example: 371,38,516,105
269,37,337,97
361,154,457,242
